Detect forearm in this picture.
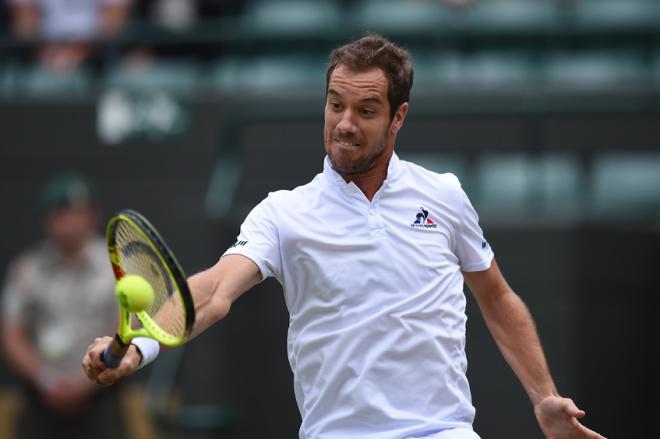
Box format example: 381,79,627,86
478,290,558,405
1,323,42,384
188,255,261,339
187,268,232,339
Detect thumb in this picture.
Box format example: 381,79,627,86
564,398,586,419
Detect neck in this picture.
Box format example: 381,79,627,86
55,240,87,265
342,150,393,201
348,168,388,201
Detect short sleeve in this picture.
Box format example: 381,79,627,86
1,258,30,323
222,195,282,281
455,186,494,272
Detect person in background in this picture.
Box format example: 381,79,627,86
1,173,123,438
8,0,131,72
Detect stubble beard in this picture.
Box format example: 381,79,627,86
326,130,389,178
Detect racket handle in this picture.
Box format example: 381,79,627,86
102,334,130,368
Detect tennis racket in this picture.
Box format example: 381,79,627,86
103,209,195,368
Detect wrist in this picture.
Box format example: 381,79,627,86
130,337,159,369
532,391,560,408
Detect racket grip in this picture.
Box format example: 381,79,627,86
102,334,130,368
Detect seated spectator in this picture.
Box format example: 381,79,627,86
9,0,131,72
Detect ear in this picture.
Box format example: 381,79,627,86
390,102,409,135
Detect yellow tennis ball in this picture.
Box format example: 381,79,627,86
115,275,154,312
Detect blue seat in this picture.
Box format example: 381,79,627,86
104,60,201,94
210,55,327,94
574,0,660,31
18,65,91,97
537,154,582,218
413,50,535,91
411,51,463,90
476,153,531,216
467,0,558,33
240,0,341,35
475,153,582,219
591,153,660,218
544,51,645,87
458,50,536,86
652,51,660,83
0,63,18,96
353,0,449,34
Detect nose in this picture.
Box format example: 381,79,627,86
336,109,357,134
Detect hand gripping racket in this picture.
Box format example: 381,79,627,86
103,209,195,368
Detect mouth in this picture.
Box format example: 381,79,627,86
334,138,360,147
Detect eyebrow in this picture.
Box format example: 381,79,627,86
327,89,385,106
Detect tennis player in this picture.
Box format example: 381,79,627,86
83,35,605,439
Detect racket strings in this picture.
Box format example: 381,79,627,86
114,220,187,338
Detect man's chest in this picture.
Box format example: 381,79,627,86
280,193,458,260
27,264,113,318
277,198,461,308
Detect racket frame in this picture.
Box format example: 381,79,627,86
103,209,195,367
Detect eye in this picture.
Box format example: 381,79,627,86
329,101,343,111
360,108,375,117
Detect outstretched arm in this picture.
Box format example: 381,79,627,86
463,259,605,439
82,254,262,385
187,254,262,339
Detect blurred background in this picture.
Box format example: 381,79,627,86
0,0,658,438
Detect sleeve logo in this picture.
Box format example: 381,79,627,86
229,240,247,249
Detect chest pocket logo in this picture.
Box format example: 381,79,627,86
410,207,438,229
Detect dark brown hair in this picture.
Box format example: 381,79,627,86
326,34,414,120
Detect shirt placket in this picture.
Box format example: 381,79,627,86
367,196,386,238
342,181,387,238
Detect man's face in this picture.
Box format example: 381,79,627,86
324,65,407,178
46,206,96,255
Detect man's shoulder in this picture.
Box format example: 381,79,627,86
85,236,113,268
260,173,324,208
9,237,107,271
87,236,108,253
3,241,52,284
399,159,463,191
13,240,52,264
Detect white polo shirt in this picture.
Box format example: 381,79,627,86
224,153,494,439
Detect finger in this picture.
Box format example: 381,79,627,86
91,336,112,370
81,353,95,379
92,348,107,371
563,398,586,418
95,362,130,385
82,349,103,380
82,337,112,379
570,416,608,439
94,347,140,385
95,368,121,386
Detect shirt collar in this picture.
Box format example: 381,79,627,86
322,152,401,189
